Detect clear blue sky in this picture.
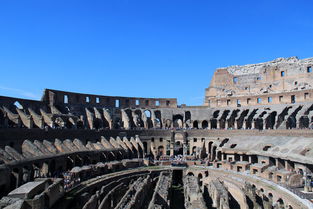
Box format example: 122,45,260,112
0,0,312,105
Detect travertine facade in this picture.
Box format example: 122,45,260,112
205,57,313,107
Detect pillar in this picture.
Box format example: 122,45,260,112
183,130,188,156
170,130,175,156
234,120,238,129
216,120,220,129
240,155,243,162
249,156,252,163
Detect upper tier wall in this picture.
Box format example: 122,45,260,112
204,57,313,107
42,89,177,108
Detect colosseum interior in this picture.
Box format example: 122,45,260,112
1,57,313,209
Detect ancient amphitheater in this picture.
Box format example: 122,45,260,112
1,57,313,209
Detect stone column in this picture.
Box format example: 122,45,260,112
170,130,175,156
234,120,238,129
183,130,188,156
251,120,256,129
216,120,220,129
249,156,252,163
225,120,229,130
240,155,243,162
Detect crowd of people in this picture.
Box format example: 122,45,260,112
62,171,80,192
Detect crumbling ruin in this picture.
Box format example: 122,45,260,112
1,57,313,209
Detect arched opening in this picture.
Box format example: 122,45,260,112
265,111,277,129
133,110,144,128
192,146,197,155
213,110,220,118
217,151,222,160
174,141,183,156
185,111,191,122
255,118,264,130
154,110,162,128
208,141,213,156
212,146,217,160
158,146,164,157
193,121,199,129
165,119,172,129
173,119,183,129
299,116,309,129
143,142,148,154
219,110,230,129
173,114,184,129
246,109,258,129
227,109,240,129
286,106,302,129
237,109,249,129
198,173,203,186
114,117,121,129
210,119,217,129
202,120,208,129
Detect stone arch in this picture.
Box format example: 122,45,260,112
299,116,309,129
265,111,277,129
219,110,230,129
237,109,249,129
134,109,144,128
143,142,148,154
187,172,194,176
246,109,258,129
193,120,199,129
125,109,134,128
154,110,162,128
255,117,264,130
185,111,191,122
202,120,209,129
212,146,217,160
227,109,240,129
164,119,172,129
172,114,183,129
198,173,203,186
208,141,214,156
